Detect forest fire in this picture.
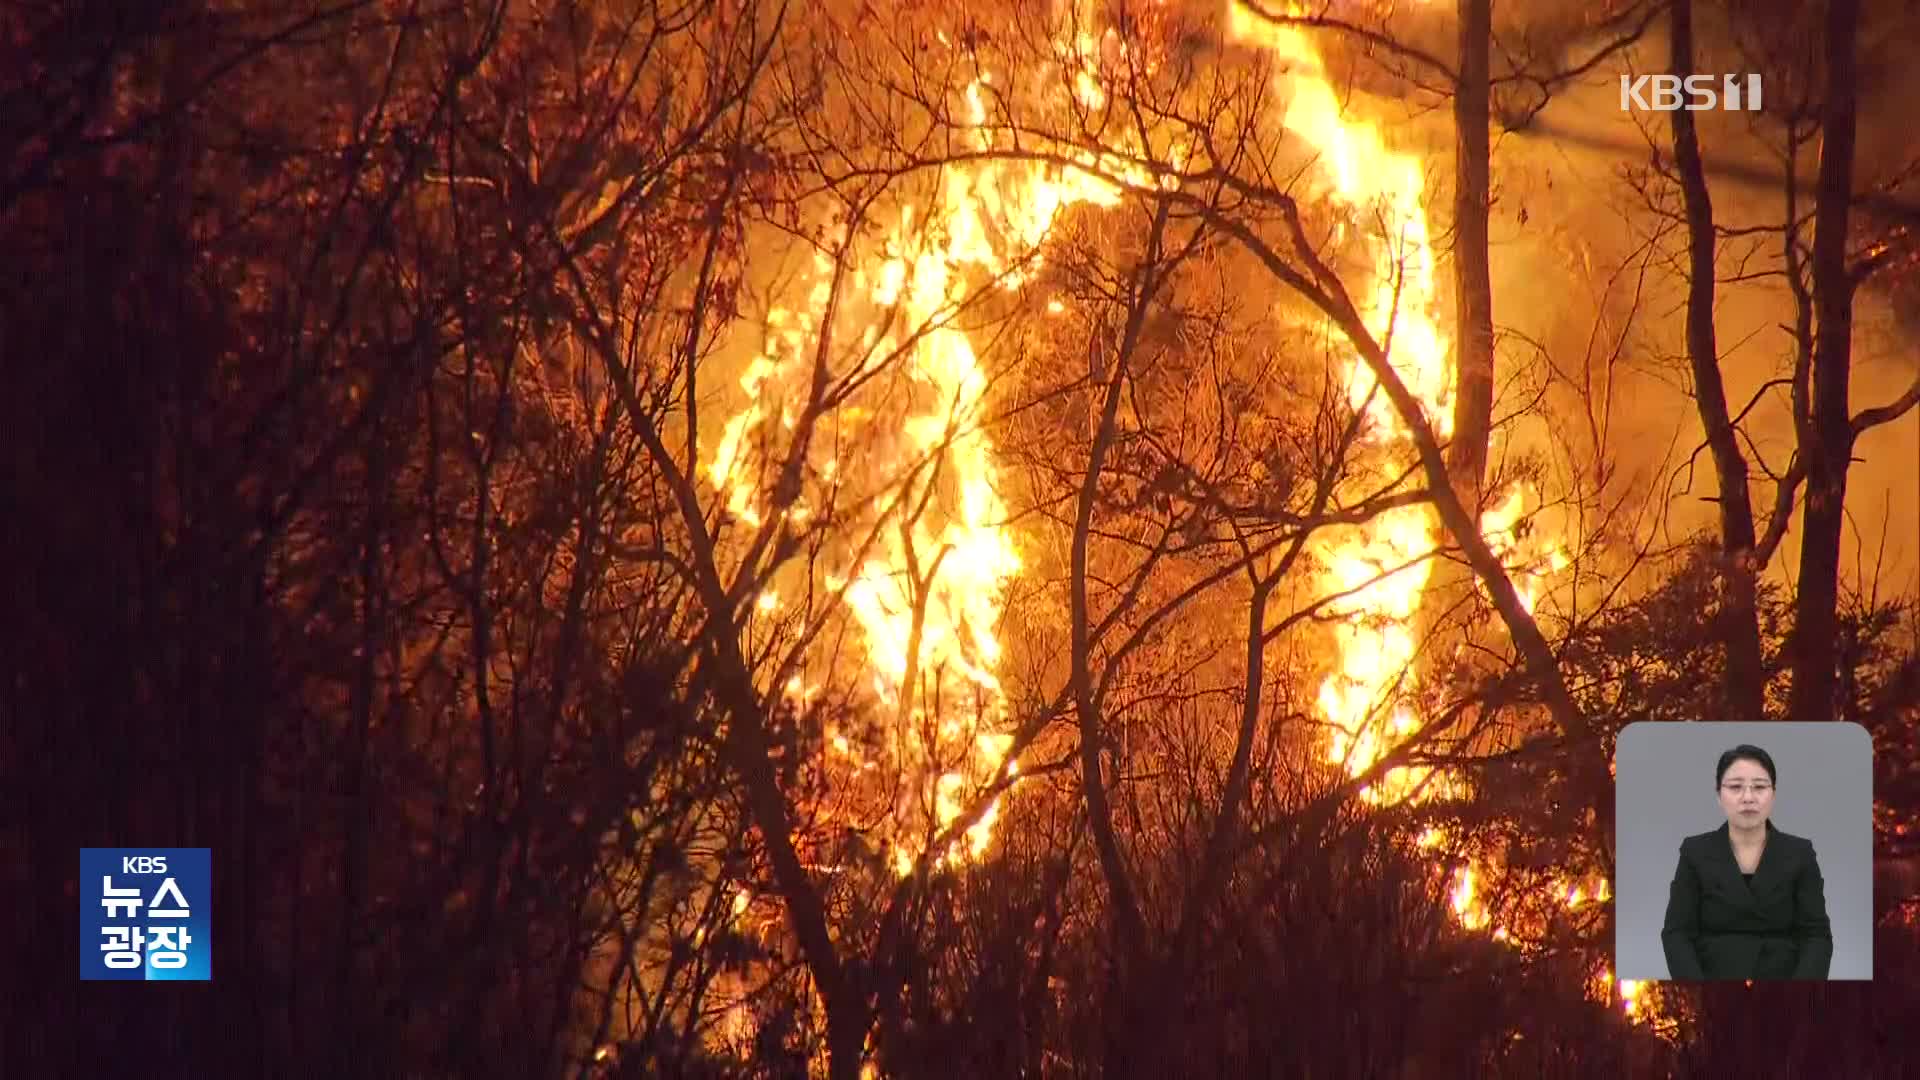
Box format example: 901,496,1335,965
1222,4,1461,807
708,63,1145,876
708,0,1630,1026
707,0,1629,1006
21,0,1915,1073
1224,2,1644,1019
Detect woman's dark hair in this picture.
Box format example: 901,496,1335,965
1716,744,1777,788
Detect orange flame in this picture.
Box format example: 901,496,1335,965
1225,3,1635,1028
710,32,1163,874
1225,3,1458,811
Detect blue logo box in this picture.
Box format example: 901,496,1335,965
80,849,211,981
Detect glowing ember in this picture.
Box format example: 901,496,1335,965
1597,968,1648,1016
1618,977,1645,1016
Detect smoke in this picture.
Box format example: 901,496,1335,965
1451,14,1920,598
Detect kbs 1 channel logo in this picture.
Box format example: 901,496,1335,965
80,849,211,981
1620,73,1763,112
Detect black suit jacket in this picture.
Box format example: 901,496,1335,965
1660,820,1833,980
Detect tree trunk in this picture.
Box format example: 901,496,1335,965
1668,0,1766,721
1448,0,1493,505
1790,0,1861,725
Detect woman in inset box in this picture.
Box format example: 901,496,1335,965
1660,744,1833,979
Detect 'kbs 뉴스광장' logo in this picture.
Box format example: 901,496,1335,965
80,849,211,980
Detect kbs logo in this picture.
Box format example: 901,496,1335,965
1620,73,1763,112
80,848,211,981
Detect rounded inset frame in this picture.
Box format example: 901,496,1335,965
1613,721,1873,981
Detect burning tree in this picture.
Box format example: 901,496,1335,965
604,0,1665,1070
